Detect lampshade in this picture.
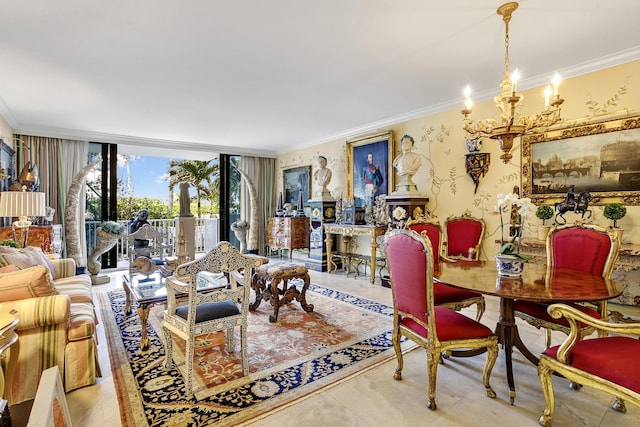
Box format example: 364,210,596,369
0,191,47,222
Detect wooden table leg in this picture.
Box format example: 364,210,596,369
497,297,517,405
137,304,152,351
370,235,378,285
297,273,314,313
249,274,267,311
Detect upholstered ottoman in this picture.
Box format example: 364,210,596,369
250,263,314,322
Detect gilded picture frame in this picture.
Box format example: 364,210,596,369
522,113,640,206
283,165,311,206
0,138,15,192
346,130,393,206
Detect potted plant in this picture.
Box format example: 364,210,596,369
535,205,554,241
495,193,536,276
603,203,626,241
0,239,19,249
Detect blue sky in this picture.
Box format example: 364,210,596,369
118,156,174,201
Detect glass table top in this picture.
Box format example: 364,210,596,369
122,270,232,303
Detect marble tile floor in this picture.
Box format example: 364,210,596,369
14,262,640,426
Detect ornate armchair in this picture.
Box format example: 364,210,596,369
125,224,172,273
514,222,620,348
161,242,267,399
406,216,485,321
384,229,498,410
443,213,485,260
538,303,640,426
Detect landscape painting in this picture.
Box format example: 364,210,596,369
522,114,640,205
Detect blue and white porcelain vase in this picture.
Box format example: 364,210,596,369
495,254,525,277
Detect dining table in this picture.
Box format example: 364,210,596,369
434,259,622,404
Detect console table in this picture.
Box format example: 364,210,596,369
323,223,387,285
0,224,62,255
266,217,310,262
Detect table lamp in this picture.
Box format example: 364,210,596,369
0,191,47,247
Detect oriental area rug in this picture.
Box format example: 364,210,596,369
99,283,409,426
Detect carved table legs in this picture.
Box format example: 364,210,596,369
250,266,314,322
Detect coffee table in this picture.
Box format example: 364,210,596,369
122,271,226,350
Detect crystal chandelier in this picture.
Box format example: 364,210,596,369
462,2,564,164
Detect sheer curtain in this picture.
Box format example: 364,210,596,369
16,135,89,261
240,156,277,255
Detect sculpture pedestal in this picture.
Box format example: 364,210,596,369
305,200,336,272
176,216,195,261
385,195,430,229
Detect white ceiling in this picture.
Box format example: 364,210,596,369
1,1,639,159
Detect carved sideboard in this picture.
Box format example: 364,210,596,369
266,217,310,262
0,224,63,255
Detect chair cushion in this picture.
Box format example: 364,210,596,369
68,302,97,341
0,265,58,302
0,246,58,279
175,300,240,323
514,301,601,327
434,282,481,304
544,336,640,394
402,306,494,341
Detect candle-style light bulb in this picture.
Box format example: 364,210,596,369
544,85,552,109
552,73,561,97
510,69,520,93
463,85,472,110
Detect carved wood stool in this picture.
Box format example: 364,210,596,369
250,263,314,322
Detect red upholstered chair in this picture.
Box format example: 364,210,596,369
514,222,620,348
538,303,640,426
384,228,498,410
443,213,485,260
407,216,485,321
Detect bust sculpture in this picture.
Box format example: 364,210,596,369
313,155,333,199
392,134,422,193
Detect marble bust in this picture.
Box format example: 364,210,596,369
313,155,333,200
392,134,422,194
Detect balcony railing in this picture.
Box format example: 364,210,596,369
85,218,220,261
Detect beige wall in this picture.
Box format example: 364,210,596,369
0,115,14,148
277,60,640,264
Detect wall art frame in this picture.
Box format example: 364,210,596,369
0,138,16,192
522,113,640,206
346,130,393,206
283,165,311,206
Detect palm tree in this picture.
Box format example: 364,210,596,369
168,159,220,217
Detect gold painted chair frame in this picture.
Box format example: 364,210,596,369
385,229,498,410
538,303,640,426
406,215,485,321
515,222,620,348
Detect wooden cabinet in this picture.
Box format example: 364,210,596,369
266,217,310,261
0,224,63,254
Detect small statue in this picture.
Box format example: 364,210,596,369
130,209,150,249
179,182,193,217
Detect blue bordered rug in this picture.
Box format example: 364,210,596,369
99,283,411,426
